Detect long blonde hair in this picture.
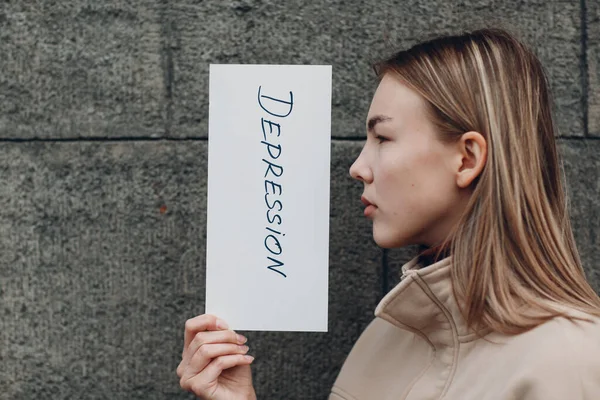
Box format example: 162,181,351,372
375,28,600,334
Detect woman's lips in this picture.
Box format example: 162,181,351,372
364,204,377,217
361,196,377,217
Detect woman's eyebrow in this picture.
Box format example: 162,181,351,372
367,115,392,132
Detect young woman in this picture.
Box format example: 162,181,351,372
177,28,600,399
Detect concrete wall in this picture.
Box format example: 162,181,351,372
1,1,598,399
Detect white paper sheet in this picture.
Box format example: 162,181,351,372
205,64,332,332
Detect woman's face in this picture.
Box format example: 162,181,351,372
350,73,466,248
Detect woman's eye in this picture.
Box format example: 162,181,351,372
375,135,389,143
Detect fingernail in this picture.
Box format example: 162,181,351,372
245,355,254,362
240,345,249,353
237,334,247,344
216,318,229,330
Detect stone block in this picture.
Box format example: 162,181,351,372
0,1,166,139
0,1,585,139
0,140,382,399
167,0,584,138
587,0,600,136
0,141,206,399
560,139,600,290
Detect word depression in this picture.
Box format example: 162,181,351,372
258,86,294,278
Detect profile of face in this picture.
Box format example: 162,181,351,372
349,73,486,249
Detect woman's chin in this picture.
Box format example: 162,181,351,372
373,230,411,249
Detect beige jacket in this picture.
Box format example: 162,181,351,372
330,255,600,400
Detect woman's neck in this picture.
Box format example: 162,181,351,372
417,243,451,266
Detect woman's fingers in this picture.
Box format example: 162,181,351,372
186,354,255,391
178,318,249,380
178,315,257,398
184,314,230,349
204,354,255,378
183,329,247,364
180,353,254,393
186,343,250,375
188,330,247,354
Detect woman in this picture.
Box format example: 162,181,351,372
177,28,600,399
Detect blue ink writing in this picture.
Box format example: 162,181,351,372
258,86,294,118
259,85,294,278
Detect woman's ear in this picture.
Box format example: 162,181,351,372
456,131,487,188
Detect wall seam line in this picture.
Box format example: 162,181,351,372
160,1,174,137
580,0,589,137
382,249,389,299
1,136,600,143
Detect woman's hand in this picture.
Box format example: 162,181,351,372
177,314,256,400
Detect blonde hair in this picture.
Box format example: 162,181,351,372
375,28,600,334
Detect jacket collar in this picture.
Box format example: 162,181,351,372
375,255,482,348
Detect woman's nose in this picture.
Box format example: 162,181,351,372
349,151,373,183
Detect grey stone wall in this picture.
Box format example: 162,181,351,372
0,1,598,399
